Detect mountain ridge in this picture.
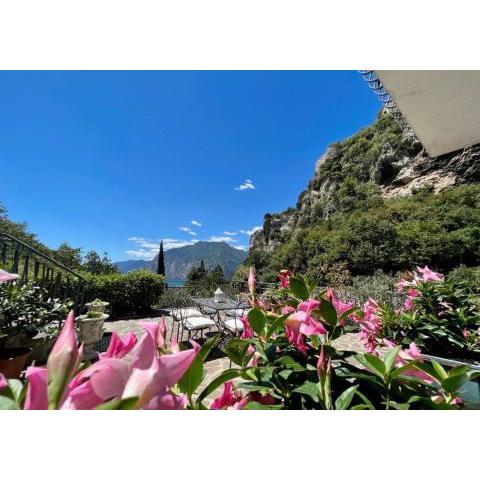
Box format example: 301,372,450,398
115,241,247,279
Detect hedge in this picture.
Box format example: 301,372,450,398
83,270,165,318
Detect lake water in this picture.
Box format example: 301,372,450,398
166,278,185,287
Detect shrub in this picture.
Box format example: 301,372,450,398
83,270,164,318
0,282,72,343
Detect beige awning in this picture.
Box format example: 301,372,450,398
376,70,480,157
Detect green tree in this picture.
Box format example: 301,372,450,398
83,250,118,275
156,240,165,276
54,242,83,270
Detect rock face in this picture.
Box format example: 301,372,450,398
251,111,480,255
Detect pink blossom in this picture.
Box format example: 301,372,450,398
47,311,80,408
210,381,249,409
326,288,354,324
0,268,19,283
278,269,292,289
297,299,321,315
357,298,382,354
24,367,48,410
0,373,7,390
99,331,137,360
395,275,414,293
138,317,168,349
240,316,254,339
248,267,256,297
463,328,470,339
416,265,444,283
281,306,295,315
285,326,307,355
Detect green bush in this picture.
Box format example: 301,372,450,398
83,270,164,318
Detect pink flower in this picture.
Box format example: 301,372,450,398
138,317,167,349
326,288,354,325
0,268,19,283
278,269,292,289
121,340,199,409
0,373,7,390
297,299,321,315
463,328,470,339
357,298,382,354
240,316,254,339
281,306,295,315
416,265,444,283
47,311,80,409
99,331,137,360
248,267,256,297
396,275,414,293
24,367,48,410
62,358,132,410
285,326,307,355
210,381,249,410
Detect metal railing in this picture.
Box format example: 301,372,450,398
0,232,86,313
359,70,416,138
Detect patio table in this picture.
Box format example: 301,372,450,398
193,297,249,343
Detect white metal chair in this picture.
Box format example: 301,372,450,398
171,306,216,341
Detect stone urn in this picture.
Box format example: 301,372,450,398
85,299,109,314
77,311,109,360
214,288,225,303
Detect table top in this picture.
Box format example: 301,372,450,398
193,297,249,311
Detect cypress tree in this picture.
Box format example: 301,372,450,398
157,240,165,276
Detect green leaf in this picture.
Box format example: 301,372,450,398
7,379,26,405
244,401,283,410
335,385,358,410
289,277,309,301
95,397,139,410
355,353,386,378
432,361,448,381
196,369,242,404
224,338,250,366
198,334,218,362
319,298,338,327
248,308,266,335
177,355,204,397
277,356,306,372
0,395,19,410
293,381,319,402
178,335,218,397
383,346,402,374
266,314,289,341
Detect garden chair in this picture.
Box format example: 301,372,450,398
171,305,216,341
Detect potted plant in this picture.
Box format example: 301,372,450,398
0,279,71,378
77,300,109,357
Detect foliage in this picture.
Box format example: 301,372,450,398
185,261,226,294
83,270,164,317
82,250,118,275
254,184,480,282
196,271,479,410
374,268,480,360
0,282,72,341
3,269,479,410
156,241,165,276
53,242,83,270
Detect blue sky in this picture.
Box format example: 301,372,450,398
1,71,381,261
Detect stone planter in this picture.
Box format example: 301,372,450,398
77,313,109,348
85,300,109,315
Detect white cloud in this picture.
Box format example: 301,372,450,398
124,249,156,260
223,231,237,235
234,245,248,251
188,231,197,236
179,226,191,233
235,179,255,191
191,220,202,227
125,236,198,260
239,226,262,236
209,236,238,243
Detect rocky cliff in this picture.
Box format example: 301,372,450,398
251,111,480,256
